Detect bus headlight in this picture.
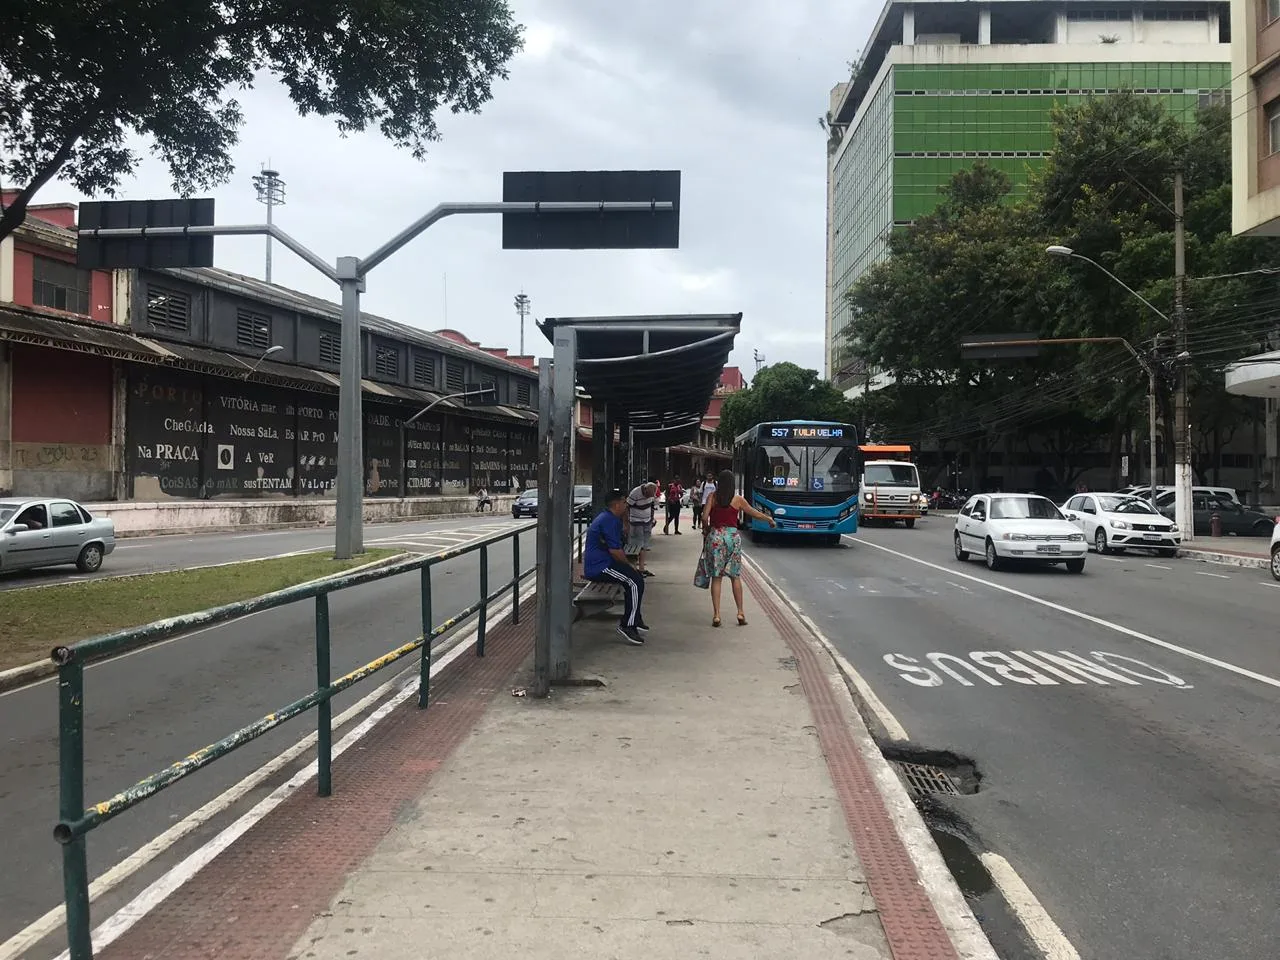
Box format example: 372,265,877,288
863,492,873,502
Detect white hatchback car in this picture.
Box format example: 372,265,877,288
954,493,1087,573
1061,492,1180,557
1270,518,1279,582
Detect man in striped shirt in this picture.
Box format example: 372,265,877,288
626,480,658,578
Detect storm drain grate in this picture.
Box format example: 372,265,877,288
891,761,962,798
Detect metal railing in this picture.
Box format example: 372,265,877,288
50,521,536,960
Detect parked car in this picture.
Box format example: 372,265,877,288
1270,518,1280,582
1121,484,1242,506
1062,493,1180,557
954,493,1087,573
511,488,539,519
0,497,116,574
1154,491,1274,537
573,485,594,521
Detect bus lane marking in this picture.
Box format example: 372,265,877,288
848,536,1280,691
883,650,1193,689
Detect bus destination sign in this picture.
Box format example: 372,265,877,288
769,425,846,440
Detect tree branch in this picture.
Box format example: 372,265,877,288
0,108,102,244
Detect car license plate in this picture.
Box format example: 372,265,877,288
1035,544,1061,554
1142,533,1162,540
798,523,815,530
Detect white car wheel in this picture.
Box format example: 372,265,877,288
984,539,1001,570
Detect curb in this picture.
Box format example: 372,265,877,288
0,551,413,696
1177,547,1270,570
743,557,999,960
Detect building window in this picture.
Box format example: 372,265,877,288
1144,7,1207,19
1268,99,1280,156
1198,90,1228,110
412,354,436,386
236,309,271,350
516,380,532,406
32,256,92,315
1066,8,1126,20
1268,0,1280,23
146,287,191,332
374,345,399,379
319,330,341,365
480,376,497,402
445,358,466,391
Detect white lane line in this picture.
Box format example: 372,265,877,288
1095,556,1125,563
944,581,971,592
980,852,1082,960
1195,572,1231,579
1264,582,1280,590
39,583,535,960
742,555,909,741
847,537,1280,691
1146,564,1173,570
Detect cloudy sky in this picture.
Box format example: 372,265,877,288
49,0,875,376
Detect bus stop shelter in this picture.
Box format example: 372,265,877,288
532,313,742,695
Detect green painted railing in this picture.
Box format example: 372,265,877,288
51,522,536,960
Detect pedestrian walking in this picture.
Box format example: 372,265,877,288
625,480,658,577
663,476,684,535
694,469,775,627
584,489,649,644
690,478,704,529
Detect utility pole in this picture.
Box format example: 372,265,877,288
1173,171,1193,540
514,292,531,355
252,166,286,284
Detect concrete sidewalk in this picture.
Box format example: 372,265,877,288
290,532,990,960
86,531,993,960
1179,537,1273,570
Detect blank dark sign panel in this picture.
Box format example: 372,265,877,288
77,198,215,270
501,170,680,250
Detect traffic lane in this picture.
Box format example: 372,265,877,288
748,538,1280,960
0,515,532,590
0,529,532,942
852,518,1280,681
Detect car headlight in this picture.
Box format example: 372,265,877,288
1068,533,1085,542
1002,533,1030,541
1110,519,1129,529
1169,524,1179,533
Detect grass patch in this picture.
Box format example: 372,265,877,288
0,549,400,671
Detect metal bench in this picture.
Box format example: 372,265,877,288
572,580,623,621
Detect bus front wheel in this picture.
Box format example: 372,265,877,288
905,518,916,529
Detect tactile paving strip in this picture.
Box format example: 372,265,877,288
743,567,962,960
95,598,536,960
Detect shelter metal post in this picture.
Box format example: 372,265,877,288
532,362,554,698
548,330,577,681
592,402,610,512
603,407,617,494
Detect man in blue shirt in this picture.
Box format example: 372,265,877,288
584,489,648,645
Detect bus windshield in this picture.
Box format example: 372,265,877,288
756,444,858,495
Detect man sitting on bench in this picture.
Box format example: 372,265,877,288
584,489,650,646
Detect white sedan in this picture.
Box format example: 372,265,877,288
1061,493,1180,557
954,493,1087,573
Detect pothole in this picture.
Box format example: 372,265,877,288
881,744,981,797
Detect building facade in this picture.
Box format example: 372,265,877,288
0,199,541,505
1231,0,1280,235
825,0,1232,389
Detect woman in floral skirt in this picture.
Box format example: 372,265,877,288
695,469,776,626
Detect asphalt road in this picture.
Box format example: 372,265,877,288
0,516,535,953
0,509,522,591
748,516,1280,960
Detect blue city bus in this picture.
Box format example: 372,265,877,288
733,420,861,544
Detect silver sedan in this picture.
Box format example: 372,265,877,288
0,497,116,574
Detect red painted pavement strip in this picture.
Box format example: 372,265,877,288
743,568,961,960
95,599,536,960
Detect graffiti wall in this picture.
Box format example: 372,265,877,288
126,366,532,500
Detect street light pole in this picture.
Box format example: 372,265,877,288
1045,246,1175,519
1172,172,1192,542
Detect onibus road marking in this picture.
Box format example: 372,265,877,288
884,650,1193,689
846,536,1280,691
0,582,536,960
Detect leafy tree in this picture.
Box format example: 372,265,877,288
717,363,854,441
0,0,522,240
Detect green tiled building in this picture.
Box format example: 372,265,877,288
824,0,1231,390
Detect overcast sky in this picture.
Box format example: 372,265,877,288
49,0,874,376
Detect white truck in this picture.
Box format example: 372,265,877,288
858,444,924,528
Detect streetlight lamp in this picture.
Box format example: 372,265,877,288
1044,245,1187,531
242,344,284,378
